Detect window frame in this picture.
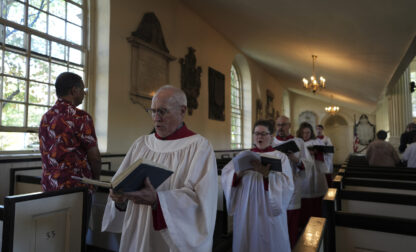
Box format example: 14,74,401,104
230,64,243,149
0,0,88,152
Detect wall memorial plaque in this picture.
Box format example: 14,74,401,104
208,67,225,121
127,12,176,108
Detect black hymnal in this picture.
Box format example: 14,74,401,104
233,150,282,173
274,140,300,154
307,145,334,153
72,159,173,192
261,155,282,172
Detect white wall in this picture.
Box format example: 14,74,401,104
92,0,286,153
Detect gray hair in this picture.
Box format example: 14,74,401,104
154,85,187,107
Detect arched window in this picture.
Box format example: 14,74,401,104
0,0,88,151
230,64,243,149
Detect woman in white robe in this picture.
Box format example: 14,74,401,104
221,120,294,252
297,122,328,227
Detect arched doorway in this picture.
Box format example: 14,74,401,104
323,114,350,164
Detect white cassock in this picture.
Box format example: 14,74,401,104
272,137,313,210
302,139,328,198
221,150,294,252
101,134,218,252
320,135,334,174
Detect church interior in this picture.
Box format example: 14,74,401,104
1,0,416,251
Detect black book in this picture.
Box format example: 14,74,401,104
261,155,282,172
72,159,173,192
233,150,282,172
307,145,334,153
274,140,300,154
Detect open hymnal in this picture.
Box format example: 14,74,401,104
274,140,300,154
72,159,173,192
232,150,282,173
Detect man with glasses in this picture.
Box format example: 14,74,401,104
272,116,312,248
39,72,101,193
102,85,218,252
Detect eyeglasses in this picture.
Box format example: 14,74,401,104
83,88,88,93
146,108,169,118
253,132,270,137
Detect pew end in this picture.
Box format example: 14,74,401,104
1,188,88,252
293,217,327,252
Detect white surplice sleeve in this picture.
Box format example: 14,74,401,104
101,138,140,233
157,139,218,252
220,160,238,216
267,152,294,216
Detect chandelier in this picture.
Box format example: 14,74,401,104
325,105,339,115
303,55,326,93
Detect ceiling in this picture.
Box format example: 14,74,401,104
181,0,416,113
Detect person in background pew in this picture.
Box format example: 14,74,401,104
102,85,218,252
297,122,328,228
272,116,313,248
39,72,102,193
316,124,334,187
221,119,294,252
402,133,416,168
399,122,416,153
366,130,400,167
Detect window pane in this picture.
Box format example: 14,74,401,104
5,27,26,49
51,41,66,60
50,62,67,81
28,7,47,33
0,132,39,151
0,49,3,73
49,87,56,105
1,102,24,126
49,0,66,19
31,35,49,56
30,57,50,82
4,51,27,77
71,0,82,5
29,81,49,105
29,0,48,10
68,66,83,78
0,24,4,43
69,47,82,64
67,23,82,45
28,105,47,127
3,76,26,102
2,1,25,25
67,2,82,26
48,15,65,39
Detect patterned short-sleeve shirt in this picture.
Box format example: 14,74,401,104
39,98,98,192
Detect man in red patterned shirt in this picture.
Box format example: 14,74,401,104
39,72,101,192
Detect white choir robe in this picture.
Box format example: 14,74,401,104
320,135,334,174
101,134,218,252
302,139,328,198
272,137,313,210
221,150,294,252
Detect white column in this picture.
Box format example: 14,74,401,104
388,68,412,147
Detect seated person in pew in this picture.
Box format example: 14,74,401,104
221,119,294,252
399,122,416,153
316,124,334,187
402,132,416,168
366,130,400,167
102,85,218,252
297,122,328,227
272,116,314,248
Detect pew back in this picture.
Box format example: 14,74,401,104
2,188,88,252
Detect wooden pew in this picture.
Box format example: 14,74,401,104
9,167,42,195
1,188,88,252
342,177,416,195
293,217,327,252
323,188,416,252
